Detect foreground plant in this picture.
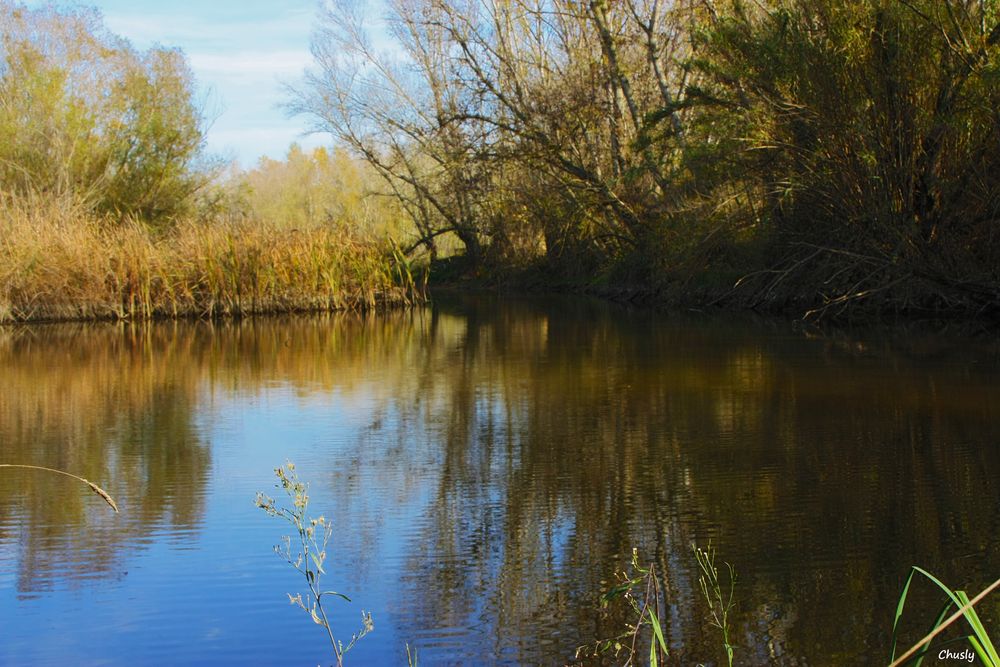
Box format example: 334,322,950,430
256,462,372,666
693,543,736,667
0,464,118,513
889,567,1000,667
580,543,738,667
576,548,670,666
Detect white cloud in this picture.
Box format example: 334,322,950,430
188,50,312,77
99,7,319,164
102,10,315,50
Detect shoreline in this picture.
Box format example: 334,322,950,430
0,289,421,326
428,279,1000,333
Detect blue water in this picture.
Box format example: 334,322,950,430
2,298,999,665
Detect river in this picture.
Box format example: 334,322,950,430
1,294,998,665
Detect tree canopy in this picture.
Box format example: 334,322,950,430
0,1,209,224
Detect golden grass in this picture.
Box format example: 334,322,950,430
0,464,119,512
0,193,420,323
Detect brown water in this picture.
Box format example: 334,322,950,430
1,294,998,665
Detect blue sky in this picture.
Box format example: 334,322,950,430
28,0,337,166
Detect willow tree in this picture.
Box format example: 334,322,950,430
0,2,209,225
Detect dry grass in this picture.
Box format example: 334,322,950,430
0,193,420,323
0,464,119,513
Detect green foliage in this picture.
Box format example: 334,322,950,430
0,2,209,225
890,567,1000,666
693,543,736,667
577,548,669,666
256,462,373,667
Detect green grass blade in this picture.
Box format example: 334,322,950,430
891,573,1000,667
649,608,668,654
891,569,916,662
911,568,999,667
956,590,999,666
914,601,954,667
912,567,964,607
967,635,991,667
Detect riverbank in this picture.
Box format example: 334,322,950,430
0,196,421,324
428,253,1000,325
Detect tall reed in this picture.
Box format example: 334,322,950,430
0,193,419,323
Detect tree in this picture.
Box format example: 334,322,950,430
296,0,1000,313
694,0,1000,309
0,2,210,225
293,0,489,262
233,143,406,236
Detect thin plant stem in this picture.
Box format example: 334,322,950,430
257,462,372,666
0,464,118,512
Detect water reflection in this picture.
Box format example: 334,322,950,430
339,295,1000,664
0,324,211,595
0,299,998,665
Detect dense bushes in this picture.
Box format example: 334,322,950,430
696,0,1000,312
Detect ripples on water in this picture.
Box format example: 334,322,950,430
1,295,998,665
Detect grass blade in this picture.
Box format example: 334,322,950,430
914,601,954,667
891,569,916,662
890,574,1000,667
649,607,668,665
956,590,999,666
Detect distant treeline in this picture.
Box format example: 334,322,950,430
296,0,1000,318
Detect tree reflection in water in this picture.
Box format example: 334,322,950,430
0,301,998,665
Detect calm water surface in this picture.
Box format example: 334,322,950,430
1,295,999,665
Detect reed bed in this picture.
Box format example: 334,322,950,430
0,194,420,323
